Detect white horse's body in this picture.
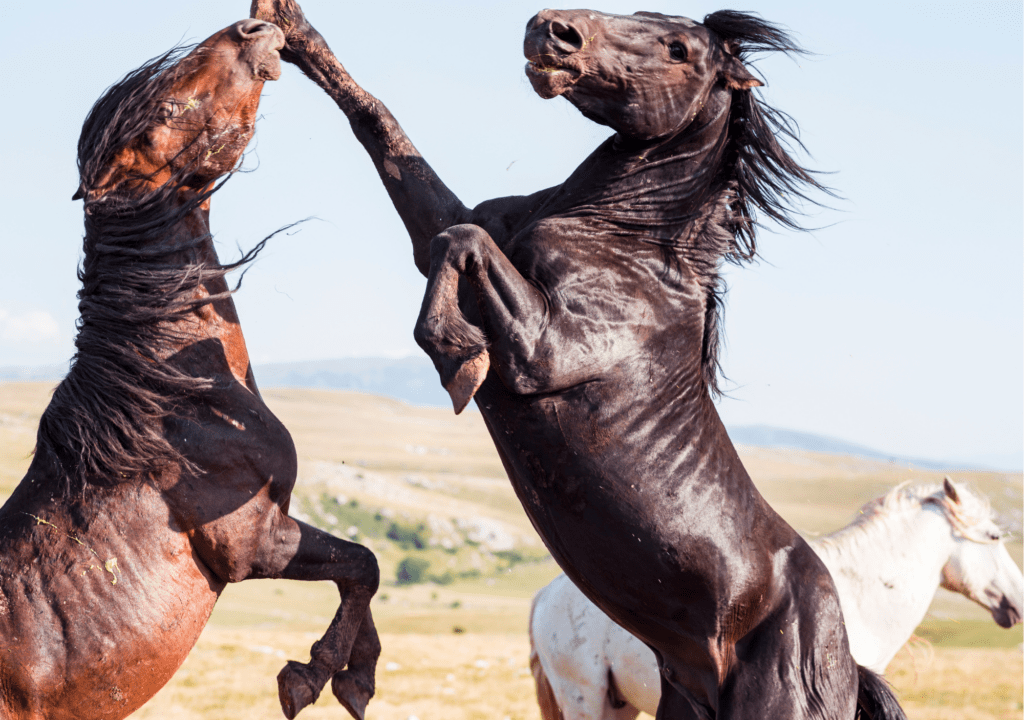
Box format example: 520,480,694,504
530,479,1023,720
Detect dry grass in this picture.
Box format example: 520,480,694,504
130,627,1022,720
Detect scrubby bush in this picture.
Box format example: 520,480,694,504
430,570,456,586
396,556,431,585
386,520,429,550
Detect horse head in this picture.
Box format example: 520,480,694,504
934,478,1023,629
74,19,285,203
523,9,764,140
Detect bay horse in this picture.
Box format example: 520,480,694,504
0,19,378,720
529,478,1024,720
253,1,906,717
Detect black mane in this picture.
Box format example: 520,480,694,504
38,48,267,496
695,10,833,396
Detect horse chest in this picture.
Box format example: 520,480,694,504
168,388,298,500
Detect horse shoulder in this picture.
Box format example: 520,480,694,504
156,385,298,583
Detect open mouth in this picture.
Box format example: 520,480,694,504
525,61,580,99
526,60,578,76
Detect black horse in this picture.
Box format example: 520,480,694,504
254,2,906,718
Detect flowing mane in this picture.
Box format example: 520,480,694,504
817,480,998,551
693,11,834,395
36,48,268,496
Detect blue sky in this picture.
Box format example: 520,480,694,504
0,1,1021,469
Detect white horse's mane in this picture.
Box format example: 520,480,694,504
816,479,998,550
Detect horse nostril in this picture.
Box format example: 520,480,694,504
549,21,584,51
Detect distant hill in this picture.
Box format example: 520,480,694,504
0,364,67,382
254,356,453,408
726,425,957,471
2,357,1007,471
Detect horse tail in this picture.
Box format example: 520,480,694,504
856,665,907,720
529,592,565,720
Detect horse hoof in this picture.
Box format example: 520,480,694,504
332,671,373,720
277,660,324,719
250,0,308,38
445,351,490,414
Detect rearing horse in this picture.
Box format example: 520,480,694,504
0,19,377,720
255,2,906,718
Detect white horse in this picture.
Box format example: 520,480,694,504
529,478,1023,720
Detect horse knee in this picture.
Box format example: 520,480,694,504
428,224,487,270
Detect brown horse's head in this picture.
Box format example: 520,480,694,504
75,18,285,202
524,9,761,140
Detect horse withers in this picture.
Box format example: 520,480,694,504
255,1,907,718
530,478,1024,720
0,19,377,720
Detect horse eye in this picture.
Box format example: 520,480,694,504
669,42,688,62
158,101,177,121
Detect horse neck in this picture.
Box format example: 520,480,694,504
552,86,732,244
170,206,256,390
80,196,256,391
811,502,955,651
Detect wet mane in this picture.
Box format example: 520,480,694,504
691,11,834,395
36,48,267,496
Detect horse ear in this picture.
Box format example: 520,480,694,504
720,42,763,91
721,55,763,90
943,476,961,504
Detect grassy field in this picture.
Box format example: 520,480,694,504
1,381,1021,719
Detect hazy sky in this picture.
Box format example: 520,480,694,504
1,1,1021,469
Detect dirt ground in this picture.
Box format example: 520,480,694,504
130,628,1022,720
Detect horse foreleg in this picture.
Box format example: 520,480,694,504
250,517,380,720
416,223,563,411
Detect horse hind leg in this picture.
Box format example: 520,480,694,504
248,517,380,719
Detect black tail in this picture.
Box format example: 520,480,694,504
856,665,906,720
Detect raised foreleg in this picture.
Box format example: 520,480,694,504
415,224,621,412
250,0,469,273
251,0,556,271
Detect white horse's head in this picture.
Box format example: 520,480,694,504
928,478,1023,628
